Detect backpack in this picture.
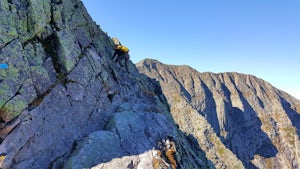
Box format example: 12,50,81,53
119,45,129,53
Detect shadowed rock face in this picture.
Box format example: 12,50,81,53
0,1,210,169
137,59,300,169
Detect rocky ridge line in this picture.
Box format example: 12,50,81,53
137,59,300,169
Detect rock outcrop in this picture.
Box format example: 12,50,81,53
0,0,208,168
137,59,300,169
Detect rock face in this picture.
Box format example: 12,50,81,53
137,59,300,169
1,0,300,169
0,1,208,169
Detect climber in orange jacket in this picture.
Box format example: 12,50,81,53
152,150,169,169
164,138,177,169
111,44,130,73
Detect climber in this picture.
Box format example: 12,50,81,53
164,137,177,169
0,153,7,168
0,153,6,162
152,150,170,169
111,44,130,73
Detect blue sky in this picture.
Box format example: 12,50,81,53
82,0,300,99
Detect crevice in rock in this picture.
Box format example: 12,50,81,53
27,79,58,111
27,73,66,111
114,127,128,155
27,41,91,111
30,77,41,97
11,124,42,167
0,84,24,109
0,37,19,50
41,33,62,76
22,35,39,49
49,3,61,31
76,36,83,50
67,6,79,24
111,69,118,83
6,0,14,12
51,0,62,5
74,25,94,50
85,48,116,97
0,118,21,141
22,43,42,97
85,49,99,73
26,72,67,111
27,33,69,105
48,141,76,169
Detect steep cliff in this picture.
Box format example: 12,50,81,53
137,59,300,169
0,0,209,169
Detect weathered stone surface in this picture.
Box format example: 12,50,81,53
91,150,154,169
137,59,300,169
64,111,174,169
54,29,82,73
64,110,211,169
63,131,122,169
0,10,18,48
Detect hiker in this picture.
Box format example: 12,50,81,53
152,150,169,169
164,138,177,169
111,44,130,73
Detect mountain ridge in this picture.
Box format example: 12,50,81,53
137,58,300,169
135,58,299,100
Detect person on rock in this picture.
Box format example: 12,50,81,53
152,150,170,169
164,138,177,169
111,44,130,73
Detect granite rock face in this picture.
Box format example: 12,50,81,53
137,59,300,169
0,1,209,168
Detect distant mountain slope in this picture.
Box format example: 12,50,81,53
137,59,300,169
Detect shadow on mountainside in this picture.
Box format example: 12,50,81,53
84,130,213,169
226,84,278,168
197,81,278,168
280,96,300,137
135,60,282,168
197,80,221,134
63,74,211,169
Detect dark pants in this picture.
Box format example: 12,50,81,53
111,51,130,73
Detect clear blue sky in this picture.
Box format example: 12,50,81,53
81,0,300,99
